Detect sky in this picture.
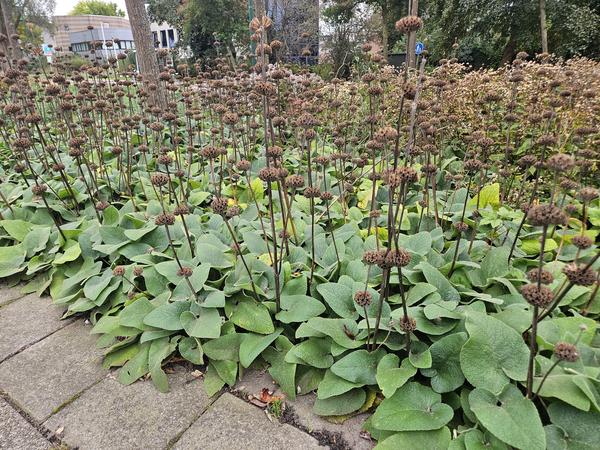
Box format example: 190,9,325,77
54,0,129,16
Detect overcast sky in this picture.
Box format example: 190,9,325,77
54,0,129,16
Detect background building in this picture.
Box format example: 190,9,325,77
44,14,182,63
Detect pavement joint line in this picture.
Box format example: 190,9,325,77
0,316,75,365
46,374,108,420
0,290,28,309
0,389,63,448
165,389,225,450
224,385,346,448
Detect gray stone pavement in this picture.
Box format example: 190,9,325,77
0,286,374,449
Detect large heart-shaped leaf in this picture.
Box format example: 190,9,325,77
422,332,467,393
330,348,386,385
460,311,529,394
469,384,545,450
372,382,454,431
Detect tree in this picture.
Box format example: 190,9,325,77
0,0,55,60
148,0,247,60
123,0,164,106
323,0,409,60
539,0,548,54
70,0,125,17
425,0,600,67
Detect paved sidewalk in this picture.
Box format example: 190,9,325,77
0,285,373,450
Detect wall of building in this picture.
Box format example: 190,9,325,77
50,15,131,50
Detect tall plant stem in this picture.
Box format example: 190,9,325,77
224,219,260,302
527,305,539,399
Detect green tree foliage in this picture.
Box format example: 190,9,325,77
425,0,600,67
148,0,247,60
70,0,126,17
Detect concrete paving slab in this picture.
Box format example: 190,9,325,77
173,393,325,450
0,398,51,450
0,294,71,362
44,366,211,450
0,321,106,421
235,369,374,450
0,283,26,306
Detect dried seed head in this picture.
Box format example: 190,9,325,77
527,204,568,227
362,250,383,266
303,186,321,198
177,266,193,277
399,316,417,332
579,187,599,203
32,184,47,195
354,290,372,307
385,248,412,268
151,172,170,187
454,221,469,233
96,201,110,211
521,283,554,307
211,197,229,216
571,235,593,250
395,16,423,34
527,269,554,285
286,174,305,189
546,153,574,172
155,212,175,226
112,265,126,276
258,167,279,182
562,263,597,286
554,342,579,362
133,266,144,277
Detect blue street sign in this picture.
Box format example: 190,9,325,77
415,42,424,55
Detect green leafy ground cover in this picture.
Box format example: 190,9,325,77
0,47,599,449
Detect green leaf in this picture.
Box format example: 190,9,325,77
203,333,240,361
23,227,51,257
263,336,296,399
276,295,326,323
83,270,113,300
470,183,500,208
330,349,386,385
180,308,221,338
53,241,81,265
317,282,359,319
419,261,460,302
178,337,203,365
376,354,417,398
230,299,274,334
546,402,600,450
286,338,333,369
422,332,468,393
304,317,364,349
375,428,451,450
148,337,173,393
460,311,529,394
317,369,364,399
239,329,282,368
204,363,225,397
0,219,32,241
469,384,546,450
0,244,26,277
143,301,190,330
119,297,155,330
372,382,454,431
196,243,233,268
212,359,238,386
409,341,432,369
313,388,366,416
118,343,150,385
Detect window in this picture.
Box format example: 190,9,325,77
167,29,175,48
160,30,167,48
152,31,159,48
